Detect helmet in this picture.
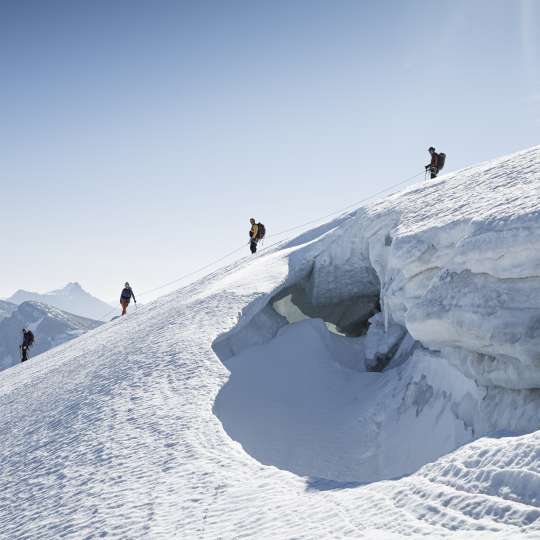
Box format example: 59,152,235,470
125,282,130,288
428,146,435,153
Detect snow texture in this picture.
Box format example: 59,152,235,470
6,282,113,321
0,300,16,322
1,146,540,539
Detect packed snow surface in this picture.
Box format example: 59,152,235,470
1,146,540,539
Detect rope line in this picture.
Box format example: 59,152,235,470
138,244,247,297
258,170,424,247
100,170,424,320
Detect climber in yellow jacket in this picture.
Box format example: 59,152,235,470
249,218,259,254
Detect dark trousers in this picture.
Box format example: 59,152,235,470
250,239,258,254
21,346,28,362
430,166,438,179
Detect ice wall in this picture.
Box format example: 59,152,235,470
306,146,540,390
213,146,540,483
216,147,540,392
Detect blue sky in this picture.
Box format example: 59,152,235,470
1,0,538,303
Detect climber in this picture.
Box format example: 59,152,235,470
120,282,136,315
427,146,440,179
20,328,34,363
249,218,259,254
425,147,446,179
249,218,266,254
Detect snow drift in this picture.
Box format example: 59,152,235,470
1,146,540,539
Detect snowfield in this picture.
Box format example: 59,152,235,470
1,146,540,539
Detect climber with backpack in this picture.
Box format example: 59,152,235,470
425,146,446,179
249,218,266,254
120,282,137,316
20,328,34,363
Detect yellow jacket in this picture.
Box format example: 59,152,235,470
250,223,259,240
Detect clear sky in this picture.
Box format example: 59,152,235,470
1,0,538,303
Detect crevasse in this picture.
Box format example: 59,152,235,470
213,145,540,483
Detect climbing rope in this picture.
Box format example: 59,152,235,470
258,170,424,251
101,170,424,320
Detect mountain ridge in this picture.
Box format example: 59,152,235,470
6,282,113,321
0,301,102,371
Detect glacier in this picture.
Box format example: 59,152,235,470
0,146,539,539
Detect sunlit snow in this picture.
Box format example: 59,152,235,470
1,146,540,539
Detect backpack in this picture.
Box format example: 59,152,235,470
256,222,266,240
26,331,34,347
121,288,132,300
438,152,446,171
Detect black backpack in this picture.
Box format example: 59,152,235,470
256,223,266,240
438,152,446,171
26,331,34,347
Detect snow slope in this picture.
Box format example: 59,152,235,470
0,301,103,371
1,146,540,539
6,282,112,321
0,300,16,322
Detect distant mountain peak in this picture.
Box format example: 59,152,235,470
64,282,83,291
6,283,113,321
12,288,28,296
54,282,85,296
